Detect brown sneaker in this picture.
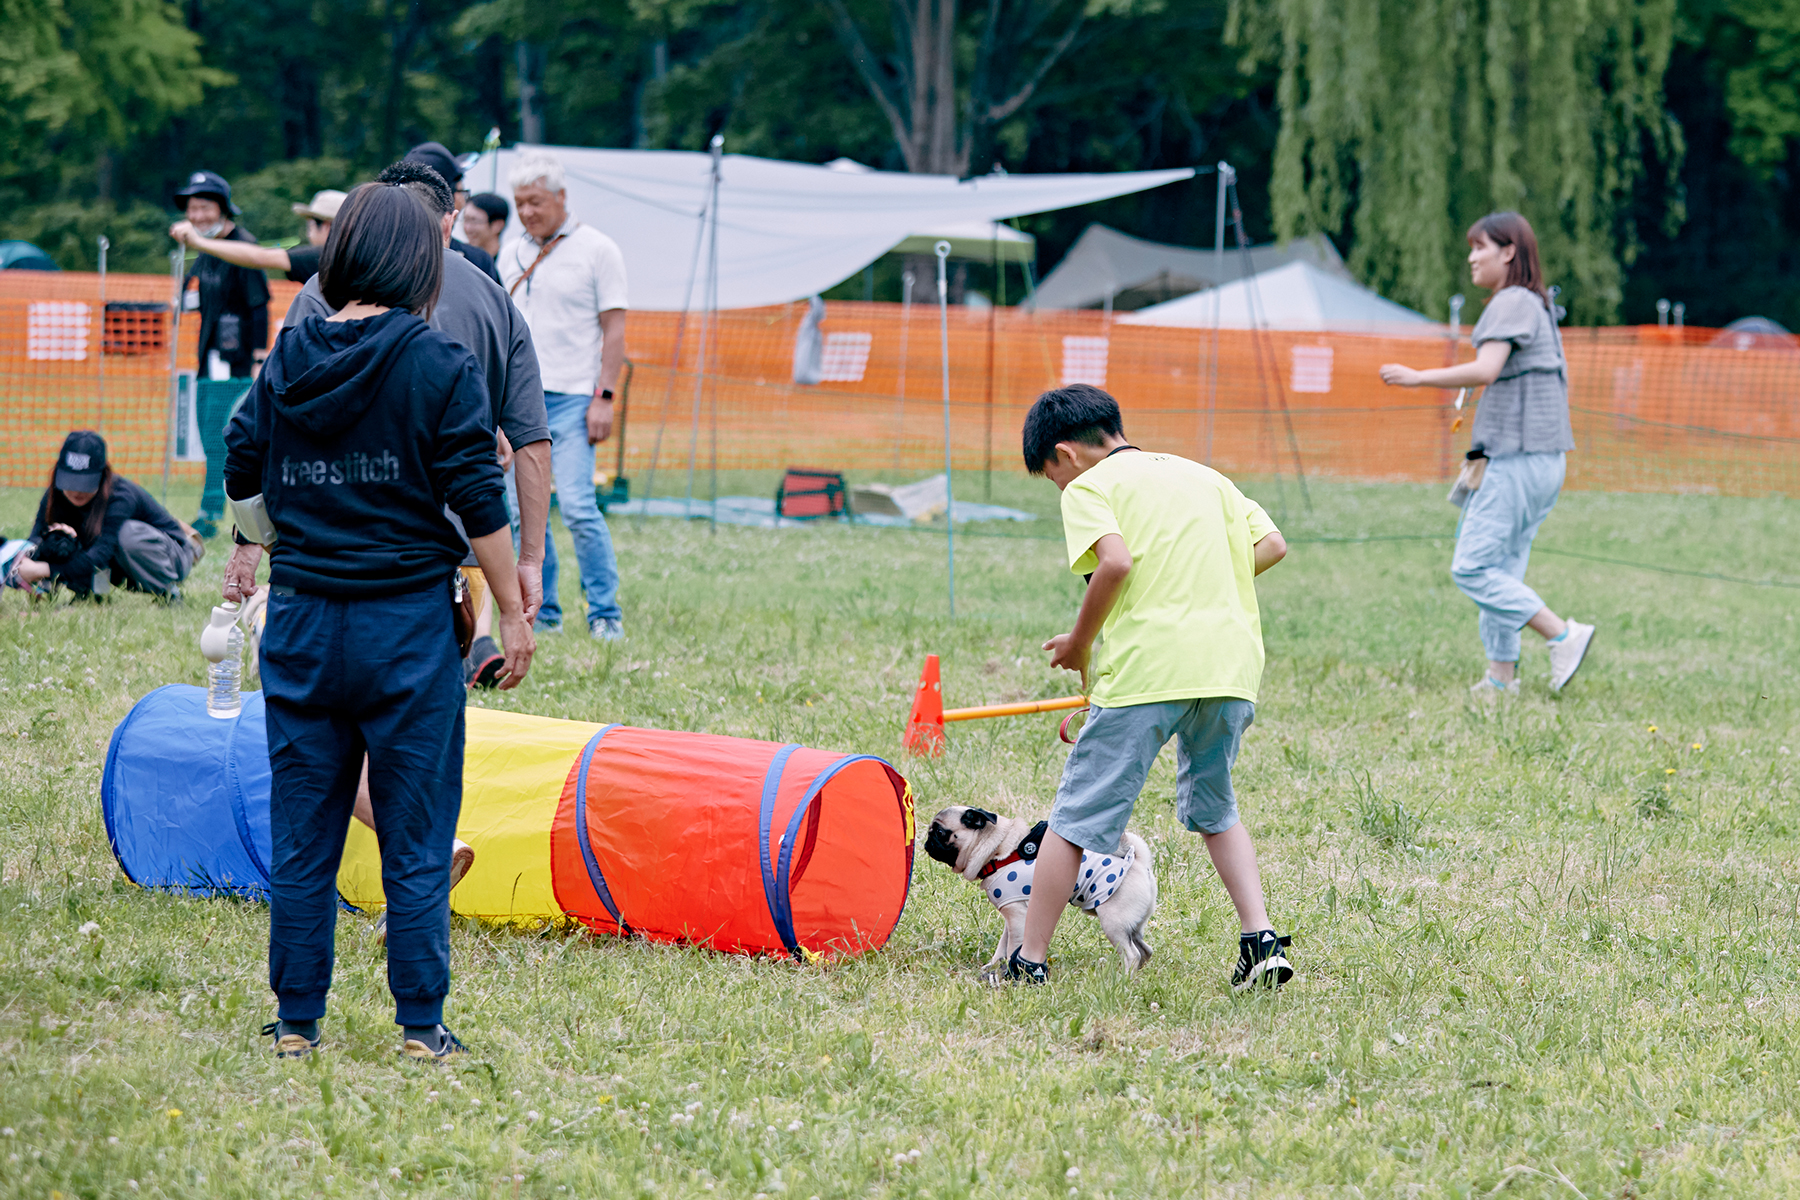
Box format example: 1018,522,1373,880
450,839,475,890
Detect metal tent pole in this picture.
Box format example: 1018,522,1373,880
96,235,109,433
684,135,723,520
895,268,913,469
1228,174,1310,513
984,230,997,501
1207,162,1229,463
161,247,185,503
639,150,714,527
935,240,955,619
706,137,723,536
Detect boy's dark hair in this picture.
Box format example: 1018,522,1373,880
318,182,444,316
468,193,509,227
1022,384,1125,474
375,159,454,217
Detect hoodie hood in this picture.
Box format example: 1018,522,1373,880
266,310,433,436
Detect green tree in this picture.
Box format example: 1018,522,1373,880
1230,0,1682,323
0,0,221,197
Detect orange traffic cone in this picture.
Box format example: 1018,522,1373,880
903,654,946,757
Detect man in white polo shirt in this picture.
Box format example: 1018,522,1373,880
501,151,629,639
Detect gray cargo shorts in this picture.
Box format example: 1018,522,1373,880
1048,697,1254,854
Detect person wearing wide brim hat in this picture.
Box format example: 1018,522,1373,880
173,169,241,215
172,187,347,286
4,431,201,602
170,169,269,381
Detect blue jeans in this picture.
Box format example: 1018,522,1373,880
1050,697,1254,852
260,582,466,1027
516,391,621,628
1451,451,1565,663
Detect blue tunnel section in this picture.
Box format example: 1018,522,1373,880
101,684,274,899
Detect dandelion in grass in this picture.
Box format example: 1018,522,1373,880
78,921,99,937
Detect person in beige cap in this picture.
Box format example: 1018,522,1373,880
170,188,346,285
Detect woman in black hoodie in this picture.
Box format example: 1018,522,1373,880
224,182,534,1061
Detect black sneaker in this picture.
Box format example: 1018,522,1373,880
401,1025,468,1060
261,1020,321,1059
463,636,505,689
1230,930,1293,992
1004,946,1049,985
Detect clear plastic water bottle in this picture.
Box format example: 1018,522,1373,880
200,602,244,720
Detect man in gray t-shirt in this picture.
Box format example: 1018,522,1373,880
266,239,553,633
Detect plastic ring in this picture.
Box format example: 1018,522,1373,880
1059,709,1086,744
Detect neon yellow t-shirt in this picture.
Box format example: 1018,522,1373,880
1061,451,1277,706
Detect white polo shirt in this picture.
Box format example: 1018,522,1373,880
500,217,628,396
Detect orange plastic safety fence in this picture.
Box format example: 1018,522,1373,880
3,279,1794,498
0,271,300,489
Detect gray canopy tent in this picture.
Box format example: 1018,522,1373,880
1029,223,1350,311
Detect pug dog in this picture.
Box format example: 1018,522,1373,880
925,805,1157,975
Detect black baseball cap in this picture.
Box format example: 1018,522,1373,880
403,142,463,190
173,169,241,214
54,431,107,492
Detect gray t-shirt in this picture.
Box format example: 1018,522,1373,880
1468,285,1574,455
283,247,549,449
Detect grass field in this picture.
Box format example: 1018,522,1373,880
1,472,1797,1199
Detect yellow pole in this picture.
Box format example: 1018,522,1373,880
941,696,1087,723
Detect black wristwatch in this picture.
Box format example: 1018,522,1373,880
598,389,614,401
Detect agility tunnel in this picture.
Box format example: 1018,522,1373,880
102,685,916,959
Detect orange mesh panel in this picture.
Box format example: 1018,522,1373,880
3,276,1793,497
0,271,300,488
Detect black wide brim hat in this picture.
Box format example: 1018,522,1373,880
173,170,241,215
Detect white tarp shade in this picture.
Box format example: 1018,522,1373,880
1121,260,1439,336
1030,224,1351,310
462,145,1188,310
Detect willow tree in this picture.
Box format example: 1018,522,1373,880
1229,0,1681,323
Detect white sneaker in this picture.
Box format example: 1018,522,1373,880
1470,675,1521,701
1547,621,1596,692
590,617,624,641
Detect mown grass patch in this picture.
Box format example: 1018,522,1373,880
0,474,1795,1198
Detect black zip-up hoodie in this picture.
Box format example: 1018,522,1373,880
224,309,507,597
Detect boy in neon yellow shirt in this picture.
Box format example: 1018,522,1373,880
1009,384,1292,990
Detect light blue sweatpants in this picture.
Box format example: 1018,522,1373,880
1451,451,1565,663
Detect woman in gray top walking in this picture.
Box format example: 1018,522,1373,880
1379,212,1596,695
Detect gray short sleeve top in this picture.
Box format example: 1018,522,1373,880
1468,286,1574,455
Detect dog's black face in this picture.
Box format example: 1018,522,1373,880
924,806,998,867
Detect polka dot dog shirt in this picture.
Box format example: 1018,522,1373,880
983,843,1137,912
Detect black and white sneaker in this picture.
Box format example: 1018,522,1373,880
261,1020,321,1059
1230,930,1293,992
401,1024,468,1060
1004,947,1049,985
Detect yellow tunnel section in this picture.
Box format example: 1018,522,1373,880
337,707,603,922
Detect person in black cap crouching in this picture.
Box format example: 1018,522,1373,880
5,432,200,602
174,170,270,381
401,142,502,284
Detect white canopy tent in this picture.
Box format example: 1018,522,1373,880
460,145,1189,310
1121,260,1439,336
1031,224,1351,310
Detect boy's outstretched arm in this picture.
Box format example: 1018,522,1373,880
1254,531,1287,576
1044,533,1132,692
